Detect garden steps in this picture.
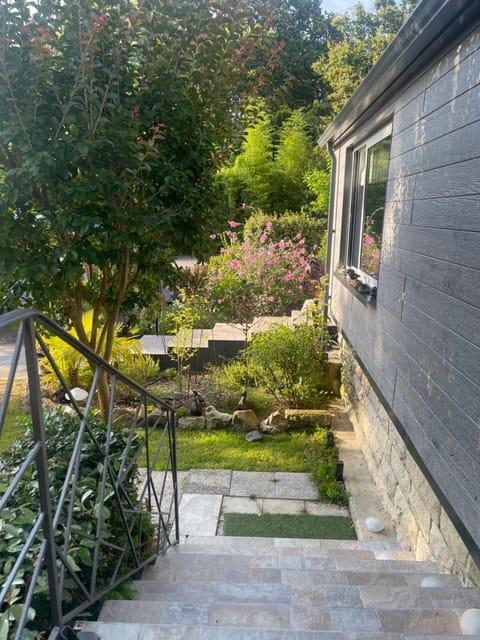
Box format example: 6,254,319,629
77,535,480,638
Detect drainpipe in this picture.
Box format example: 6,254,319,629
323,139,337,322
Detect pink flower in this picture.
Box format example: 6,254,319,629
217,298,223,304
266,222,273,231
209,234,217,240
260,233,268,244
229,220,240,228
295,233,302,240
285,273,295,282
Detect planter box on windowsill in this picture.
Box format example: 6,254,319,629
334,270,377,307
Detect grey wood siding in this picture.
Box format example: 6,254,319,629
330,24,480,551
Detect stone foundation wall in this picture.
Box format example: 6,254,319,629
341,340,480,586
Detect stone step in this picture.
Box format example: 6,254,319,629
78,620,439,640
177,534,403,553
80,539,476,638
132,579,291,604
146,548,445,579
96,599,464,634
132,579,480,610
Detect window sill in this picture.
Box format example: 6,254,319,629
334,270,377,307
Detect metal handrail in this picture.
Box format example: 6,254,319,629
0,309,179,639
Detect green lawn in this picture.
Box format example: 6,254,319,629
169,429,312,472
146,427,348,505
0,395,348,506
0,389,29,454
223,513,356,539
147,428,326,472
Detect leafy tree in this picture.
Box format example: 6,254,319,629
217,108,316,213
0,0,270,415
303,147,331,215
313,0,417,118
252,0,339,110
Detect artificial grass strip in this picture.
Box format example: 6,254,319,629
223,513,357,540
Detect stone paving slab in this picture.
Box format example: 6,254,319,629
336,430,397,543
229,471,277,498
259,498,307,516
305,502,350,517
229,471,319,501
222,496,261,515
179,493,223,537
139,334,175,355
272,472,319,500
182,469,233,495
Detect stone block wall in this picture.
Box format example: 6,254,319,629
341,339,480,587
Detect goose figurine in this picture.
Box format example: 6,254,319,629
189,390,206,416
237,390,253,411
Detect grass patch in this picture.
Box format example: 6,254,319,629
223,513,356,540
0,385,29,454
146,427,348,505
150,429,312,472
148,428,328,472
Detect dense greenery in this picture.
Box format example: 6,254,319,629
40,311,159,401
148,425,347,505
313,0,417,119
243,210,327,253
203,230,319,332
0,410,146,638
244,321,330,408
0,0,417,345
0,0,272,367
217,108,319,214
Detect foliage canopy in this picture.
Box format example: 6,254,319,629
0,0,271,360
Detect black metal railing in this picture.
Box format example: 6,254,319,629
0,309,179,639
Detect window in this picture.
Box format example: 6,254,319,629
346,124,391,290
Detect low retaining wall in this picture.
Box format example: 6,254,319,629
341,339,480,586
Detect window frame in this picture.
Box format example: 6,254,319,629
344,122,392,292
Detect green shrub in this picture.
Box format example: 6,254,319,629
41,323,159,402
307,429,348,506
0,410,149,638
243,210,327,255
202,362,276,415
244,321,330,408
136,302,178,336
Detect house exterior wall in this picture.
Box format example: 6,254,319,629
328,24,480,583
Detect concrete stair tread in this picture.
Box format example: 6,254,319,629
131,579,480,609
79,620,443,639
85,528,476,638
178,534,404,552
97,599,465,634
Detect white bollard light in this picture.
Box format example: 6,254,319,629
365,516,384,533
460,609,480,635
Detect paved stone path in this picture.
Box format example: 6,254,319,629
0,343,27,381
175,469,350,537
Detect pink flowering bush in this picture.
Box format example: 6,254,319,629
360,234,381,278
201,224,318,326
243,210,326,256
